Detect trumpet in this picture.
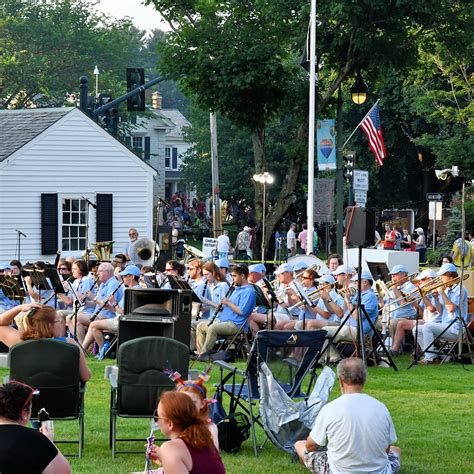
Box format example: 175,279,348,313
337,286,357,297
386,274,470,313
287,282,335,312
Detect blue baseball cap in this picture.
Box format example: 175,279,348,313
119,265,141,277
215,258,230,269
293,261,309,272
333,265,354,275
249,263,266,274
274,262,294,275
351,270,374,281
0,262,11,271
389,265,409,275
437,263,457,276
317,274,336,284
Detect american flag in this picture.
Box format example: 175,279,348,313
359,103,386,166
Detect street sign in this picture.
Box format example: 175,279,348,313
353,170,369,191
426,193,443,201
354,190,367,204
314,178,335,223
428,201,442,220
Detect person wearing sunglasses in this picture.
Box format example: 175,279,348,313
0,303,91,382
0,381,71,473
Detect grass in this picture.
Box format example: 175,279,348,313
2,356,473,473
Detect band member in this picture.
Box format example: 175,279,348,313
215,258,232,284
195,264,256,360
82,265,141,357
248,264,272,336
272,263,301,329
327,254,343,273
390,269,440,356
68,262,123,344
414,263,468,364
124,228,139,262
333,265,354,288
323,271,378,363
304,274,345,330
161,260,185,289
383,265,418,341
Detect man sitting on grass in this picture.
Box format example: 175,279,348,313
295,358,401,474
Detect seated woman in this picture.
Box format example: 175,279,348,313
0,381,71,473
0,303,91,382
175,374,219,450
149,391,225,474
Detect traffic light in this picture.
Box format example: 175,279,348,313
343,151,356,182
126,68,145,112
98,93,112,107
103,108,119,135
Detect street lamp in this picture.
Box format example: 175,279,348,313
350,72,368,105
253,172,274,262
93,65,99,97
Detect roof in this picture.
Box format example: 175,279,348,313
0,107,72,162
160,109,191,136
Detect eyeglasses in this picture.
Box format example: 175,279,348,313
165,268,175,272
58,267,68,271
153,409,168,423
302,276,313,280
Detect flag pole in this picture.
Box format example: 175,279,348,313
306,0,317,255
342,98,380,149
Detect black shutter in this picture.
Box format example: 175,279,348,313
41,194,58,254
144,136,150,160
96,194,113,242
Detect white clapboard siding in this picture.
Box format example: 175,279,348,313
0,108,156,263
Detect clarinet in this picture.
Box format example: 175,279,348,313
207,283,235,327
90,282,124,322
196,279,209,322
78,276,100,307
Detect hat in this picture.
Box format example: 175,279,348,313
351,270,374,281
215,258,230,269
317,274,336,284
415,269,438,280
415,227,424,234
293,261,309,272
437,263,457,276
389,265,409,275
119,265,141,278
274,263,293,275
0,262,11,271
249,263,266,274
333,265,354,276
243,226,250,232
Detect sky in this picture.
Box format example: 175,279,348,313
93,0,170,32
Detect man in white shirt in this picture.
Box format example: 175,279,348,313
295,358,401,474
287,223,297,257
216,230,231,259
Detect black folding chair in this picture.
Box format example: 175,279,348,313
8,339,86,457
108,336,189,458
213,329,327,455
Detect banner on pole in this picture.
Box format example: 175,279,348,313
317,119,336,170
314,178,335,223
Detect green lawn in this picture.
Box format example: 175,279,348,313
2,356,473,473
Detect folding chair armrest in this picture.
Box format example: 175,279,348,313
108,372,118,390
213,360,245,376
104,365,118,382
3,375,9,384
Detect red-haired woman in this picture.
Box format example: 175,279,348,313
0,303,91,382
177,381,219,449
149,391,225,474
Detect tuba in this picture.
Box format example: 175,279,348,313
91,241,115,262
129,238,160,267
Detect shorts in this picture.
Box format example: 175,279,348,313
303,448,400,474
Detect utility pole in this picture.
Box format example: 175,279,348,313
336,87,344,255
210,113,222,237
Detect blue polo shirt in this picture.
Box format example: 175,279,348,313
218,284,256,328
0,289,20,311
388,280,417,319
73,277,96,314
95,277,123,319
312,289,344,323
440,284,468,327
349,289,379,334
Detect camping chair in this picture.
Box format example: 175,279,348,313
213,329,329,456
108,336,189,458
8,339,86,457
437,318,474,364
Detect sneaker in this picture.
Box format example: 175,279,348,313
419,358,441,365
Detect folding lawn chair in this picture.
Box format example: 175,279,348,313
213,329,331,456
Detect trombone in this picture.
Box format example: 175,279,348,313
294,263,321,279
287,282,335,312
375,272,419,299
386,274,470,313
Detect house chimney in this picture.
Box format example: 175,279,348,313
152,91,162,110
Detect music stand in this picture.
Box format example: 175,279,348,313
0,275,25,302
262,278,277,330
167,275,201,303
366,261,390,283
44,267,67,295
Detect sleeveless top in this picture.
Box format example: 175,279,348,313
182,439,225,474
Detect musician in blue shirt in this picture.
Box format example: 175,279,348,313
323,270,378,363
415,263,468,364
196,264,256,358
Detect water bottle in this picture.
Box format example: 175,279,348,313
38,408,54,439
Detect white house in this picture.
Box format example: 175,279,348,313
0,107,156,263
127,93,194,202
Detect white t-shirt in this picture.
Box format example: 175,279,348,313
287,229,296,249
216,234,230,253
310,393,397,474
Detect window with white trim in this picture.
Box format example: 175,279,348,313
132,135,144,150
61,198,87,251
165,147,179,169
